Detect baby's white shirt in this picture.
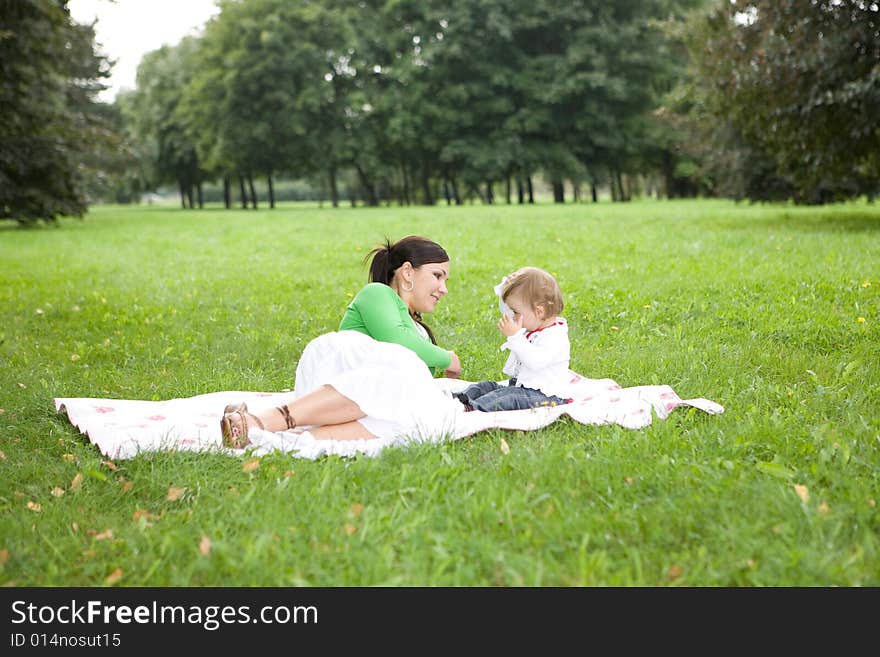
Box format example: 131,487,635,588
501,317,571,398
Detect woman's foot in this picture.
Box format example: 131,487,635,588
220,402,264,449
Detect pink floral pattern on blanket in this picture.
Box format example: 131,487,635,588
54,374,723,461
54,391,296,459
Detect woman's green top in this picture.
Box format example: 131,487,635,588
338,282,452,371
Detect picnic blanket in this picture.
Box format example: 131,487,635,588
53,373,724,460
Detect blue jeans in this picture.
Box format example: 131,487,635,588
454,380,569,412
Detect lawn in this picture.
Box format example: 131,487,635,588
0,198,877,586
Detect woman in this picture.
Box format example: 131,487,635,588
220,235,464,448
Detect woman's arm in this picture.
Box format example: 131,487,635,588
351,284,453,370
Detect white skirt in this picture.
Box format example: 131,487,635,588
292,330,462,442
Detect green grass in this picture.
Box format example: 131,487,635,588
1,198,878,586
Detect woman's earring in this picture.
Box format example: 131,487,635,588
402,279,414,292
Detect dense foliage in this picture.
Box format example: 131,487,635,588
4,0,879,219
0,0,111,223
682,0,880,203
123,0,703,208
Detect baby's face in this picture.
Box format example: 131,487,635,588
504,292,545,332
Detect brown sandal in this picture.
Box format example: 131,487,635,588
276,404,297,431
220,402,264,449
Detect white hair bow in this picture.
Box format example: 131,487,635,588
494,275,513,317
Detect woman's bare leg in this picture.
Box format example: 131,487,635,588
254,385,376,439
308,422,376,441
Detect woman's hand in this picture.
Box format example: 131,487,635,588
444,351,462,379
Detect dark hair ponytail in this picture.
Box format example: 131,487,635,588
364,235,449,345
365,237,395,285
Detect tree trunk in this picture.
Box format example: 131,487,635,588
552,180,565,203
467,183,486,204
485,180,494,204
591,182,598,203
443,177,452,205
616,170,627,202
196,182,203,208
451,175,462,205
505,175,512,204
421,161,434,205
516,177,524,204
400,163,411,206
329,166,339,208
223,177,231,209
354,162,378,206
238,175,248,209
178,180,187,209
661,153,675,199
526,176,534,204
247,174,258,209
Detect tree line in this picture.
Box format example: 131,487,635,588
2,0,878,223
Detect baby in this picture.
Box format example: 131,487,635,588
455,266,572,412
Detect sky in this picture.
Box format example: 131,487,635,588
68,0,221,102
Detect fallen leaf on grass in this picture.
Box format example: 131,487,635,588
350,503,364,517
818,502,830,516
344,524,357,536
199,536,211,556
51,487,65,497
500,438,510,454
101,460,117,471
166,486,185,501
105,568,122,585
242,459,260,473
793,484,809,503
0,450,6,460
94,529,113,541
0,549,9,565
70,473,83,491
26,501,42,513
119,479,133,493
666,564,683,580
755,461,794,479
62,453,75,462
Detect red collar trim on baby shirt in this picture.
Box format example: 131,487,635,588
526,320,564,340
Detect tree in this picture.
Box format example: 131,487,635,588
689,0,880,203
126,39,207,209
0,0,110,223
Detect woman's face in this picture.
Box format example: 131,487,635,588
408,260,450,313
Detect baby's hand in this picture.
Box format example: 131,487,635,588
497,314,522,337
